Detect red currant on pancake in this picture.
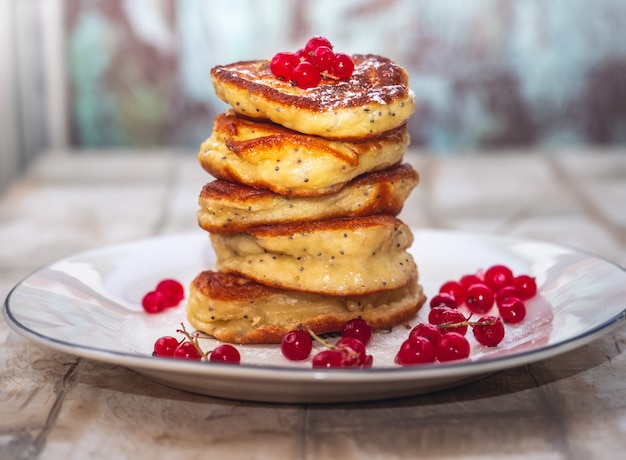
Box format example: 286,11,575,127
281,329,313,361
331,53,355,79
472,315,505,347
304,36,333,54
270,51,300,80
292,61,321,89
209,344,241,364
310,45,335,72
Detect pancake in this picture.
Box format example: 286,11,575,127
210,54,415,139
210,215,416,296
198,164,419,233
198,111,409,197
186,270,426,344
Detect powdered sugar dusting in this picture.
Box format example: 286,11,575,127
215,54,412,111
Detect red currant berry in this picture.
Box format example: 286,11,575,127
304,36,333,55
173,341,202,360
336,336,368,367
156,279,184,307
153,336,180,357
483,264,514,292
331,53,355,79
408,323,442,345
495,285,522,307
342,317,373,345
465,283,495,314
429,292,458,310
459,273,483,289
513,274,537,300
498,298,527,324
439,280,466,305
280,329,313,361
209,344,241,364
312,349,345,368
472,315,505,347
437,309,469,336
292,61,321,89
395,337,436,366
270,52,300,80
428,305,453,325
142,290,167,313
310,46,335,72
436,332,471,362
295,48,308,61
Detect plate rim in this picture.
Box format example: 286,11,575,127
4,228,626,385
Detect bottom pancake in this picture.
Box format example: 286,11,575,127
186,270,426,344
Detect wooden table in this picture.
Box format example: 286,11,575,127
1,149,625,459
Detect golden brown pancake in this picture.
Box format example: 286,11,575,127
210,215,416,296
197,164,419,233
198,111,409,197
186,270,426,344
210,54,415,139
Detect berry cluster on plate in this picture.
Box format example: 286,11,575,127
395,264,537,365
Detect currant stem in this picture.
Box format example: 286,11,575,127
176,323,210,361
306,328,335,350
436,318,497,329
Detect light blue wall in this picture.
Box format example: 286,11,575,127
66,0,626,151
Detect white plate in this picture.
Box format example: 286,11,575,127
4,230,625,403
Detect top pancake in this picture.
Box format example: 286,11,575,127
211,54,415,139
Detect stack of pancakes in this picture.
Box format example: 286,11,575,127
186,54,427,344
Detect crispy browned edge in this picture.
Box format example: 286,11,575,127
242,214,407,238
210,54,412,113
190,270,426,344
206,110,409,157
198,164,419,233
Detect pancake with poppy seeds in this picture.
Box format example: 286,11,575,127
197,163,419,233
186,270,425,344
198,111,409,197
210,54,415,139
209,215,417,296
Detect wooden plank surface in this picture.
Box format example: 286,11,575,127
1,149,624,459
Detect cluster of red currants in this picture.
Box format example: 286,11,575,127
141,279,185,313
431,264,537,323
395,264,537,366
153,324,241,364
270,36,355,89
280,318,373,368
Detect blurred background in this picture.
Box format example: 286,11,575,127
1,0,625,192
